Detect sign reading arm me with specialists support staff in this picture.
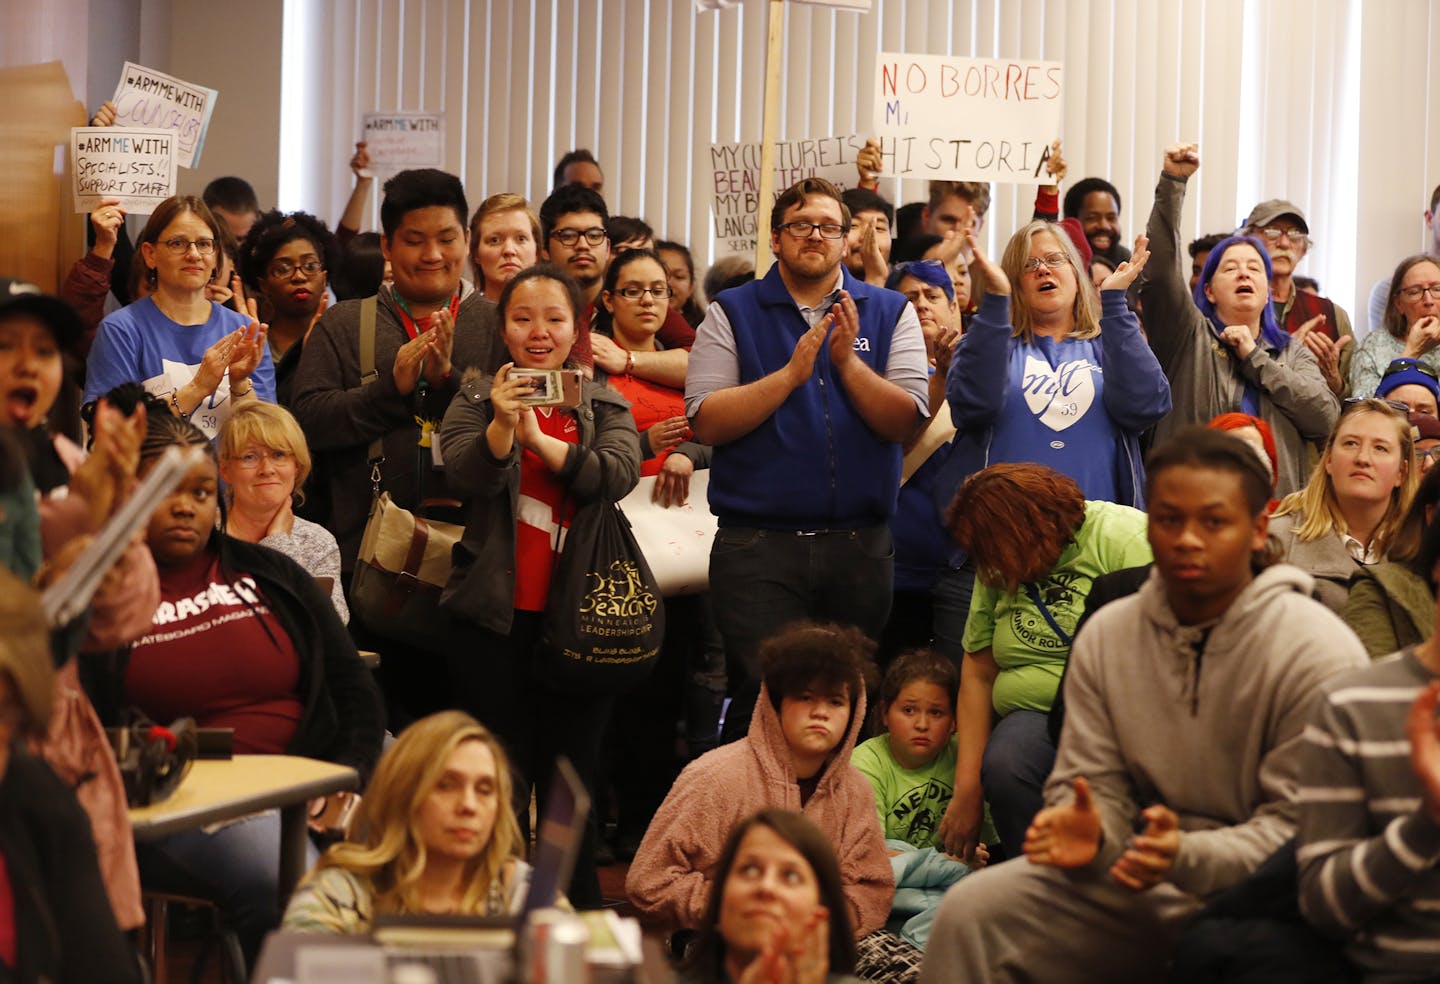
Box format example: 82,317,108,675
71,127,177,215
361,112,445,178
110,62,217,169
871,53,1062,183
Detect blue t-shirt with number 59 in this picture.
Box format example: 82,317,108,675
85,297,276,439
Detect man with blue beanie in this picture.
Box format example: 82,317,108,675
1375,356,1440,416
686,177,930,742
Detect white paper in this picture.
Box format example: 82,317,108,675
618,472,718,596
710,135,864,256
71,127,177,215
361,112,445,178
110,61,217,169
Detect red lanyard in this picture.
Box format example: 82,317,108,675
394,291,460,341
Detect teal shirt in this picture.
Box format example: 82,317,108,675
962,499,1153,717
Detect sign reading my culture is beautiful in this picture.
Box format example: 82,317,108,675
110,62,217,169
71,127,177,215
709,135,865,255
872,53,1062,183
361,113,445,177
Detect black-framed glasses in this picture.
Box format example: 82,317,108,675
1381,357,1440,381
1255,226,1310,247
615,285,674,300
267,259,324,279
1021,252,1069,274
1398,284,1440,301
780,221,848,240
550,227,607,247
160,236,216,256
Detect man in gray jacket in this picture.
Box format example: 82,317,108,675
920,428,1368,982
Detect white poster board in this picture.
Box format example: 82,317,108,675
618,472,718,597
110,62,217,169
71,127,178,215
871,53,1062,183
710,135,864,256
361,112,445,178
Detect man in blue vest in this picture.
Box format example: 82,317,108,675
685,177,930,742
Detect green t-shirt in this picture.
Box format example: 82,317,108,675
852,734,998,849
961,499,1152,717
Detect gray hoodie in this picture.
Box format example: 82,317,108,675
1048,563,1367,898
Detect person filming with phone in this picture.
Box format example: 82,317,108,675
439,264,640,908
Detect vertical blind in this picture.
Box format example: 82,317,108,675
281,0,1440,326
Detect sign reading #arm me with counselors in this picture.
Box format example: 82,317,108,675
71,127,178,215
110,62,217,169
361,112,445,178
872,52,1063,183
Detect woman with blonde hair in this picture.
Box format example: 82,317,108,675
218,401,346,621
468,193,540,303
1268,397,1419,613
283,711,527,932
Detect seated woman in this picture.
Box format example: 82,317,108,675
938,463,1153,863
238,210,339,406
680,809,861,984
84,195,274,440
1344,467,1440,657
1139,142,1338,497
84,399,383,967
1348,254,1440,399
0,567,141,984
218,402,347,622
283,711,526,932
1268,397,1418,614
468,193,539,305
439,264,640,908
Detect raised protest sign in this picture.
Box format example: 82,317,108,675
361,112,445,177
710,135,863,255
111,62,216,169
871,53,1062,183
71,127,177,215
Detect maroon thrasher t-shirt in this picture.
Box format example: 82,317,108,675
125,549,303,754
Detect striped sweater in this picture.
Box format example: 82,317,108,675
1297,649,1440,983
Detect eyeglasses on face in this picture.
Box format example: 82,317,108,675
550,227,607,247
615,285,674,300
160,236,216,256
230,449,293,469
1021,252,1069,274
1399,284,1440,301
1255,227,1309,248
779,221,848,240
1382,357,1440,381
267,259,324,279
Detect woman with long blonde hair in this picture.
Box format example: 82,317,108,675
1268,397,1419,613
283,711,526,932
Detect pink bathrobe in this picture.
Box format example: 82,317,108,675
625,682,894,937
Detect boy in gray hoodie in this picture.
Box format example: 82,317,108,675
920,428,1368,982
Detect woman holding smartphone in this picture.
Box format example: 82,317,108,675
439,264,640,908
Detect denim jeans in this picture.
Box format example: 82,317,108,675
709,524,893,743
931,562,977,671
980,709,1058,859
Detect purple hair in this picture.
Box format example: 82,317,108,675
885,258,955,302
1192,235,1288,351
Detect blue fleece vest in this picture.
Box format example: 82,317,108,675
711,265,910,529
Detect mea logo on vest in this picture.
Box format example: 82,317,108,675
1022,355,1099,432
853,337,871,352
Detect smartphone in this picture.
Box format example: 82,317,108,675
512,368,582,408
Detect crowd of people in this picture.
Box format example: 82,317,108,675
1,109,1439,984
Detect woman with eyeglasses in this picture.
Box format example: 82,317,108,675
239,210,339,407
218,402,347,622
1136,143,1339,498
85,195,275,440
1349,254,1440,399
1268,397,1419,614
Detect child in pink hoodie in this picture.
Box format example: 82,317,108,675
626,622,894,940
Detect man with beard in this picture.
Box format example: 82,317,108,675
1242,199,1355,397
686,177,929,742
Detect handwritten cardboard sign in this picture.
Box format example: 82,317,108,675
871,53,1062,183
71,127,177,214
110,62,216,169
710,135,863,255
361,112,445,177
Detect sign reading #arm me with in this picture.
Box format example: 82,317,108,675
871,52,1063,184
